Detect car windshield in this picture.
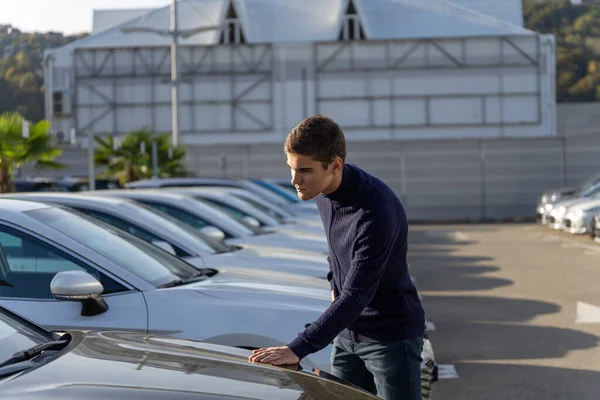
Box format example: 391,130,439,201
132,202,231,253
26,207,199,287
118,202,221,255
251,179,299,203
574,174,600,196
231,194,290,223
0,307,53,363
183,198,262,236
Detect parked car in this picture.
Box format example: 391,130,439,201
124,177,317,216
165,187,325,238
249,178,318,210
546,185,600,230
562,201,600,235
4,193,329,279
0,305,380,399
592,214,600,241
537,173,600,223
55,176,122,192
13,178,57,193
0,199,334,371
266,177,298,194
90,190,330,254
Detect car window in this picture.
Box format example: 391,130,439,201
140,201,212,230
76,208,192,258
232,195,288,223
251,179,299,203
199,198,248,219
25,207,199,288
0,226,127,299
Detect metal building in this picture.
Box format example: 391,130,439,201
44,0,556,146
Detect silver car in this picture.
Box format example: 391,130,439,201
3,193,330,279
89,190,330,255
165,187,325,238
125,177,318,216
0,199,335,371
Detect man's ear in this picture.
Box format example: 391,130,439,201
332,157,343,172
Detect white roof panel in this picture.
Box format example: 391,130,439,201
92,9,156,34
56,0,534,52
449,0,524,26
233,0,344,44
358,0,532,40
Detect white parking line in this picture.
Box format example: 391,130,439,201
425,321,436,332
576,301,600,324
437,364,459,379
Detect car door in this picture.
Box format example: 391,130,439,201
0,224,148,333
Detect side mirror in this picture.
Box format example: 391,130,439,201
243,216,261,228
51,271,108,316
151,240,177,255
200,226,226,242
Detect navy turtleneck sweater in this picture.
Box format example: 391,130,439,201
288,163,425,361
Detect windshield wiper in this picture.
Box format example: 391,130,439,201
0,339,70,369
159,268,218,288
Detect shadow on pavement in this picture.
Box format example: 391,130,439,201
438,362,600,400
409,223,600,399
411,256,513,292
423,295,559,324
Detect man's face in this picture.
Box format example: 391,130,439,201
286,153,335,201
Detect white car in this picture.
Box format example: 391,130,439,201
562,199,600,235
4,193,330,279
0,199,334,371
547,190,600,230
165,187,325,239
90,190,330,255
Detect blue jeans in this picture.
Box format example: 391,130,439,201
330,336,424,400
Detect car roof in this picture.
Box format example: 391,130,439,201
125,177,243,188
5,192,130,207
0,198,53,214
88,189,190,202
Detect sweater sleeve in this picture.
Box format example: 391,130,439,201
288,210,396,360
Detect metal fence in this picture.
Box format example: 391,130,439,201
21,134,600,222
183,134,600,221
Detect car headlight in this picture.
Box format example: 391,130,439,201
550,193,560,202
540,194,549,204
544,203,553,211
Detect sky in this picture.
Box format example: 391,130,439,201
1,0,172,35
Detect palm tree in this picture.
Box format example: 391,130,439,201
94,128,188,184
0,112,64,193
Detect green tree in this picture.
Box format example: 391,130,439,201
523,0,600,102
0,112,64,193
94,128,188,184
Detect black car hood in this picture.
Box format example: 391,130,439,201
0,331,376,400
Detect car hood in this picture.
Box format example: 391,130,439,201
185,267,331,302
541,186,578,200
567,198,600,212
226,233,329,254
554,197,591,211
196,249,328,279
0,331,376,400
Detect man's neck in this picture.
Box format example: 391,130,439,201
322,169,344,196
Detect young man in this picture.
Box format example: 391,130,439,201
248,115,425,400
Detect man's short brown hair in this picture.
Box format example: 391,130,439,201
284,115,346,166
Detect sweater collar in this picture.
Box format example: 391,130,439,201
323,163,360,203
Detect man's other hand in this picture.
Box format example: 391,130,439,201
248,346,299,366
331,290,335,302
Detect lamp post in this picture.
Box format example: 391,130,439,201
122,0,220,148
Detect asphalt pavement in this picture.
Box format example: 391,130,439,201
409,223,600,400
